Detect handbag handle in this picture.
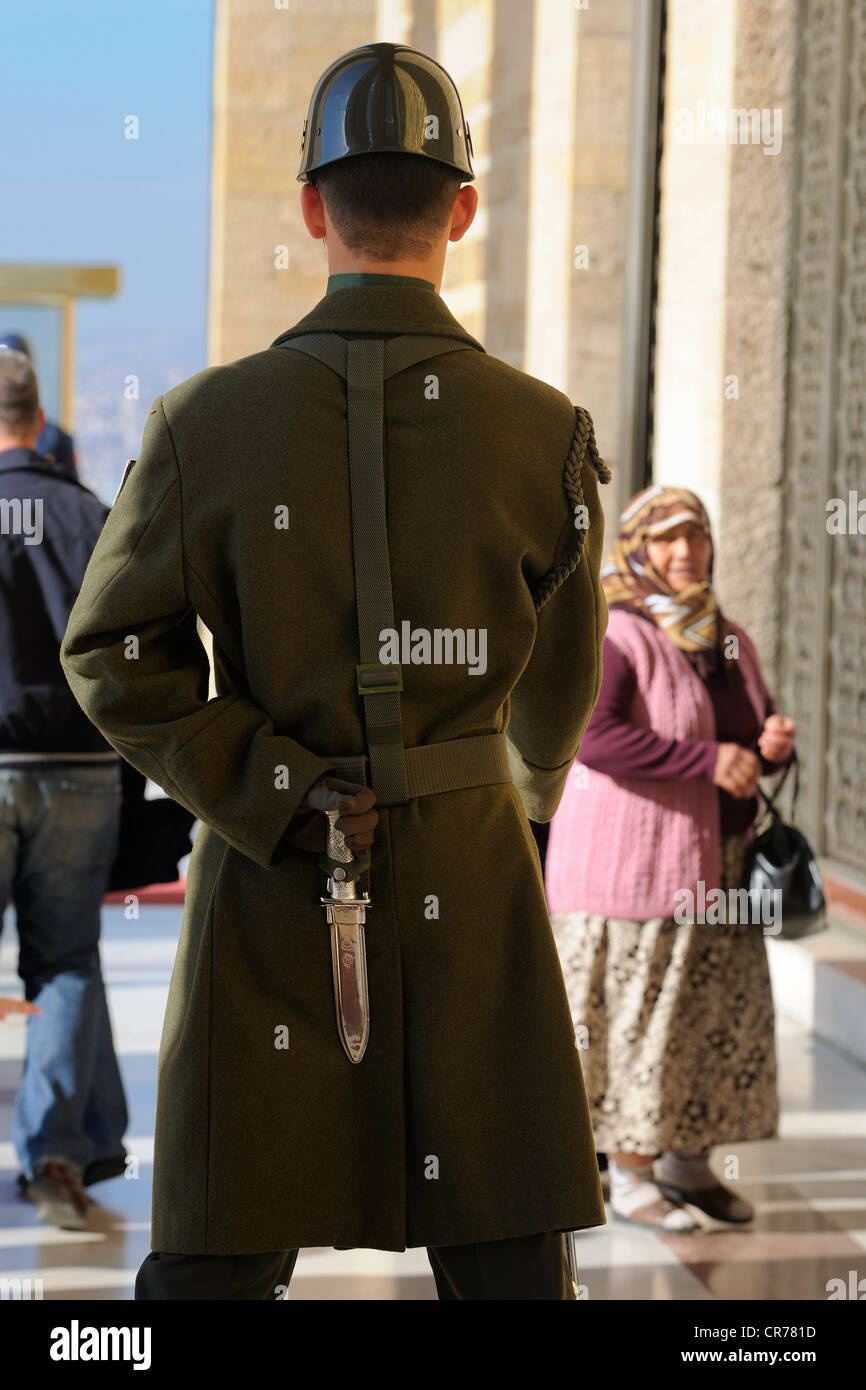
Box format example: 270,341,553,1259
756,747,800,823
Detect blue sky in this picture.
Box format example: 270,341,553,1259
0,0,214,500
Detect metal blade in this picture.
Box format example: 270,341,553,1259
564,1231,580,1297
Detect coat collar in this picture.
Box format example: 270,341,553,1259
0,446,55,476
0,446,92,493
271,285,485,353
326,273,436,294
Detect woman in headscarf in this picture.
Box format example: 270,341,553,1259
546,486,795,1231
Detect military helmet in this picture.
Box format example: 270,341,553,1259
298,42,475,184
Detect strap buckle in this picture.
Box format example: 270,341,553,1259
356,662,403,696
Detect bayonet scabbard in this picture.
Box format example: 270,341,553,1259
319,810,371,1063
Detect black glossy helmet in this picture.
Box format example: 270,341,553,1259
298,42,475,184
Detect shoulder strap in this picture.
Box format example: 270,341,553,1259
278,330,477,802
279,331,475,380
279,331,346,376
344,338,407,802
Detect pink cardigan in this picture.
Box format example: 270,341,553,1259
544,607,770,920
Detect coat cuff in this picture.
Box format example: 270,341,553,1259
169,735,336,872
506,736,573,824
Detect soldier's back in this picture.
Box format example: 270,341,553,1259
159,301,583,757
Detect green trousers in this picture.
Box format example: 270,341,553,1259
135,1232,575,1301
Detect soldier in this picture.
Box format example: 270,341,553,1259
61,41,610,1300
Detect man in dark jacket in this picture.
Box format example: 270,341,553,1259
0,333,77,478
0,349,128,1230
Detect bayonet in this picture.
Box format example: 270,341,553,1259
319,810,371,1063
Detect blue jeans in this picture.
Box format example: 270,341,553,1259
0,763,128,1179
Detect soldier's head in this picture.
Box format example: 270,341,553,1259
302,151,476,273
298,44,478,283
0,349,44,451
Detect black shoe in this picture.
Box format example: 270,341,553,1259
18,1150,127,1194
82,1153,128,1187
657,1178,754,1223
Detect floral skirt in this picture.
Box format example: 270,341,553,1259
550,834,779,1154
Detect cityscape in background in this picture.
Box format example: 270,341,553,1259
0,0,213,503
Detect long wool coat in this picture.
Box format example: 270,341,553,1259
61,284,609,1255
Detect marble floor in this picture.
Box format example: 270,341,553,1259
1,901,864,1301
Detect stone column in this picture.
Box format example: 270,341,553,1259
208,0,378,365
652,0,799,686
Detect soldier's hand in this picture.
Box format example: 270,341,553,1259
304,776,379,853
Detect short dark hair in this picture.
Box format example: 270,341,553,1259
313,152,463,261
0,350,40,436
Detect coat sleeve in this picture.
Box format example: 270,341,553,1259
505,441,608,824
60,398,337,871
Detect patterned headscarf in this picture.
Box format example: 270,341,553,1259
601,485,723,676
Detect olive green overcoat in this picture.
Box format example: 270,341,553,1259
61,284,608,1254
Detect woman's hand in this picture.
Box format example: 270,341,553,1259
712,744,760,798
758,713,796,765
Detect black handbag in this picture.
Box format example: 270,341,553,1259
746,751,826,939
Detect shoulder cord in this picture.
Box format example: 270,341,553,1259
532,405,612,613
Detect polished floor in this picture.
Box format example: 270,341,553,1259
1,900,864,1300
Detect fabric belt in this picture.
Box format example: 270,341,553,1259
279,329,508,807
326,730,512,801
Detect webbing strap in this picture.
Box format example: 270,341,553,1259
383,334,472,378
280,331,474,382
327,731,513,800
280,332,346,376
279,330,477,803
344,338,408,803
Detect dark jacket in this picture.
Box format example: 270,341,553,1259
37,421,77,478
61,284,609,1254
0,446,113,759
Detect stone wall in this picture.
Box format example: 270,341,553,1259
652,0,800,688
208,0,379,363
